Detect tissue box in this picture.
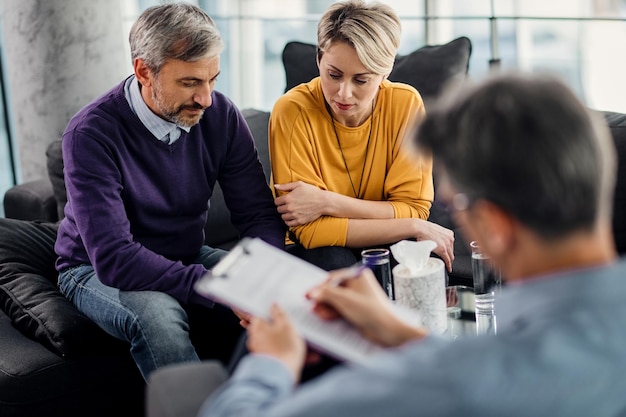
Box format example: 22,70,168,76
393,258,447,334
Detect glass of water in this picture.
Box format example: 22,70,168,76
470,241,500,334
361,248,393,300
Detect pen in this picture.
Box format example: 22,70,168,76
329,264,368,287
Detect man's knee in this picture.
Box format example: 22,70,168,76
119,291,191,338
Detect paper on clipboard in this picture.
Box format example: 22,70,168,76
194,237,392,364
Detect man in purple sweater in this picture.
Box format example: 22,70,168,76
55,3,285,381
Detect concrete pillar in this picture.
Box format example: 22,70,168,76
0,0,128,181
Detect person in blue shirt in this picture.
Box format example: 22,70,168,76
148,71,626,417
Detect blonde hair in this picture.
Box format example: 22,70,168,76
317,0,401,75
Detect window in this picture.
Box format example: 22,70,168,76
0,43,16,217
2,0,625,218
124,0,625,114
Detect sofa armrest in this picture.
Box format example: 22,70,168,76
3,179,58,222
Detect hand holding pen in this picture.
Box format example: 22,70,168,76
329,264,368,287
306,265,373,320
307,265,427,347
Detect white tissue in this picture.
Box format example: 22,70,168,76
390,240,447,334
390,240,437,275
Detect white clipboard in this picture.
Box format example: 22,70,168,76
194,237,388,364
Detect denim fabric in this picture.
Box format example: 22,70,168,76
58,245,228,381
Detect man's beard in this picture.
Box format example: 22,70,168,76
151,79,205,128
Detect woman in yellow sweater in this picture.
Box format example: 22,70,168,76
269,0,454,272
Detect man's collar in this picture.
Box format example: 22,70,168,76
125,75,190,143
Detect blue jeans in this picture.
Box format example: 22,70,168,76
58,245,228,381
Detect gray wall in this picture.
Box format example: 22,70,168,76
0,0,128,182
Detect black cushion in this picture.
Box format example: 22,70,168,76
0,218,116,357
389,36,471,105
205,109,272,249
282,36,472,104
241,108,272,180
46,140,66,220
282,41,319,93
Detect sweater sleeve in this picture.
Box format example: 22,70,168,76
382,88,433,220
269,90,350,248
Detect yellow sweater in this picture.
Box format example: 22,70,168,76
269,77,433,248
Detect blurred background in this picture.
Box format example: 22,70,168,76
1,0,625,216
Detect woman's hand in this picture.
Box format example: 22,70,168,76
307,268,427,347
414,220,455,272
247,304,307,382
274,181,327,226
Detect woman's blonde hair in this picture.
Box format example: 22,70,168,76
317,0,401,75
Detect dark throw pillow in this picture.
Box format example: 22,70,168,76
282,41,319,93
46,140,67,220
0,218,115,357
282,36,472,103
389,36,471,104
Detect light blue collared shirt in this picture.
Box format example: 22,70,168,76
123,75,190,144
200,259,626,417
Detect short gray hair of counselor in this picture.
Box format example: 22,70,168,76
415,72,616,239
317,0,401,76
129,3,224,73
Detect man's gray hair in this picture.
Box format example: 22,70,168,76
415,72,616,239
129,3,223,73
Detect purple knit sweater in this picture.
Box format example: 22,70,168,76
55,78,285,307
